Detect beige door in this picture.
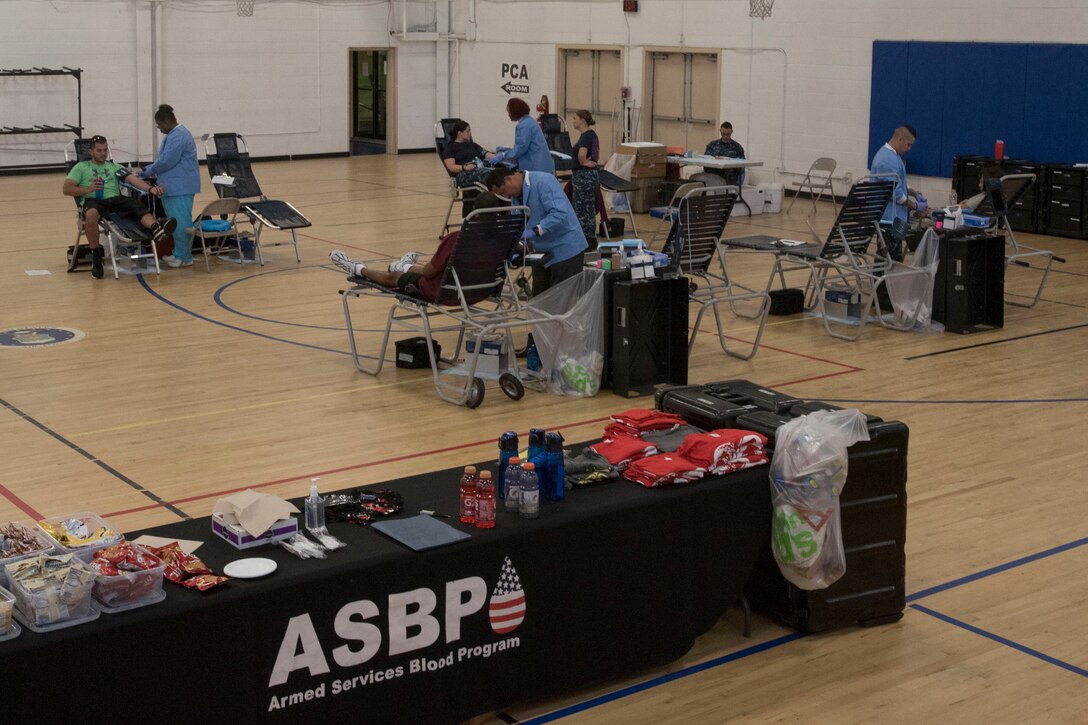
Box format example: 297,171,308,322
558,47,623,158
646,50,719,151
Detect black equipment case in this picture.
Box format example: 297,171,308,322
657,381,908,632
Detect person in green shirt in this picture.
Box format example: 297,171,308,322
62,135,176,278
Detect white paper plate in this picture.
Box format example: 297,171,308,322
223,557,278,579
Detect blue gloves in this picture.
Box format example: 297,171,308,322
492,151,506,164
496,146,510,153
520,227,537,242
915,195,928,213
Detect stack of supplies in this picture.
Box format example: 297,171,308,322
624,454,706,488
590,435,657,470
606,408,688,438
675,429,769,474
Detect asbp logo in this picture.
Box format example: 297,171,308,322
269,556,526,687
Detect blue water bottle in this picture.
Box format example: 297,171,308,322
526,428,548,495
93,170,104,199
544,432,565,501
497,431,519,498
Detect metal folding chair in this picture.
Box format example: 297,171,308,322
787,157,838,215
189,198,244,272
975,173,1065,307
661,186,770,360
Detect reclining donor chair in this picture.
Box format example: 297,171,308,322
64,137,162,278
204,133,311,264
339,206,559,408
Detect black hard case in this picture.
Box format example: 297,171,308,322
657,381,909,632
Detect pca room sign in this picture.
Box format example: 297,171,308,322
0,327,85,348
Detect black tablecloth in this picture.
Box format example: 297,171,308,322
2,461,771,723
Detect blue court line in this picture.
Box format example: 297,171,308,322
523,533,1088,722
910,604,1088,678
907,536,1088,602
520,632,807,725
137,274,351,356
212,264,359,332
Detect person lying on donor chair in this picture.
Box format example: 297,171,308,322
329,192,506,302
63,135,177,279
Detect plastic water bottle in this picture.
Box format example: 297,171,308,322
304,477,324,530
458,465,478,524
94,171,104,199
497,431,519,498
544,432,565,501
475,471,496,529
504,457,523,513
519,462,540,519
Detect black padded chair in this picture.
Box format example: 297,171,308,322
204,133,310,264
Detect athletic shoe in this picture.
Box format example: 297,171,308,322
330,250,365,277
151,217,178,246
388,251,421,273
163,255,193,268
91,246,104,280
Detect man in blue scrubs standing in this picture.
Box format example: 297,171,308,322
487,167,586,296
870,125,923,226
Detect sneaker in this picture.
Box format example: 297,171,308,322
91,246,104,280
330,250,365,277
388,251,421,274
163,255,193,268
151,217,178,245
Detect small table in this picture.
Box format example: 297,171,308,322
667,155,765,212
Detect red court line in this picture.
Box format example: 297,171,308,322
0,483,42,521
102,341,865,520
103,416,613,519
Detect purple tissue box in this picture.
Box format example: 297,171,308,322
211,514,298,549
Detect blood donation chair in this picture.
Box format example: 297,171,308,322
339,206,556,408
204,133,310,264
64,137,161,278
661,186,769,360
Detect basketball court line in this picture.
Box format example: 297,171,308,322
904,322,1088,359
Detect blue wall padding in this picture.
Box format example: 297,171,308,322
869,41,1088,177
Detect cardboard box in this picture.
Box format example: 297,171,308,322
617,142,667,159
212,513,298,549
628,178,667,213
823,285,861,319
630,159,667,178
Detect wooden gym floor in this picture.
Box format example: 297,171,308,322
1,154,1085,722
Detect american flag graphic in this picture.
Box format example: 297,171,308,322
488,556,526,634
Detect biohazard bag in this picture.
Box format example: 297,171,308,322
885,227,942,332
768,408,870,590
527,270,605,398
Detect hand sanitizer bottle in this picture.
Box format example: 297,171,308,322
305,477,324,530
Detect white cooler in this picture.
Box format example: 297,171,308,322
758,182,784,213
730,186,765,217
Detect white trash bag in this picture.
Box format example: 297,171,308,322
602,153,636,213
527,270,605,397
769,408,870,590
885,227,941,332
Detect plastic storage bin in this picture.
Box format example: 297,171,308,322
758,182,785,213
0,585,18,641
36,512,123,561
0,523,54,587
92,544,167,613
728,186,766,217
7,557,99,632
